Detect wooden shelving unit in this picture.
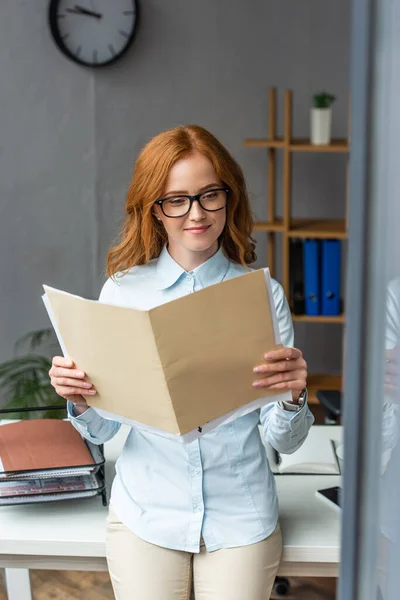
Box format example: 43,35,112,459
245,88,349,405
245,137,348,153
307,374,342,405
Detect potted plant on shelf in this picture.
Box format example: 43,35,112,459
311,92,336,145
0,329,65,419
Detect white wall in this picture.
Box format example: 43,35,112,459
0,0,349,374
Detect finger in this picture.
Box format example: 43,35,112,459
51,366,86,379
56,386,97,397
253,370,307,389
52,377,93,390
52,356,75,368
255,379,307,391
253,369,307,388
263,347,303,362
254,357,307,374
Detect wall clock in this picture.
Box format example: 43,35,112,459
48,1,139,67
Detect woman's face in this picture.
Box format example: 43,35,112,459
153,152,227,263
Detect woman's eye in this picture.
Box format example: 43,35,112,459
203,192,217,200
168,198,186,206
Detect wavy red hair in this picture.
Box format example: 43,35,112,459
107,125,256,277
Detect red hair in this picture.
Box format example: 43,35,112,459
107,125,256,277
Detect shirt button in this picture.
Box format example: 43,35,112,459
193,469,201,476
186,274,192,281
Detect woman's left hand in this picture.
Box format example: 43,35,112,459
252,346,308,401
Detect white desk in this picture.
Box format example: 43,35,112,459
0,426,341,600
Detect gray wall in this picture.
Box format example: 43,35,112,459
0,0,349,374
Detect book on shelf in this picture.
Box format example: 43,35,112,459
304,239,321,316
321,240,341,316
289,238,342,317
289,238,305,314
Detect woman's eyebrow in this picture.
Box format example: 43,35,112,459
164,183,221,196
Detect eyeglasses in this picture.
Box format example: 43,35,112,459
154,188,229,218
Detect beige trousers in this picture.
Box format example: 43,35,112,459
106,504,282,600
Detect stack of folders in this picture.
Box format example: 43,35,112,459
289,238,341,316
0,407,107,506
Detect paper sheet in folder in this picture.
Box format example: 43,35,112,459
42,268,291,443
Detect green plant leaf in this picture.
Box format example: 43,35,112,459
0,357,52,392
313,92,336,109
42,408,67,420
0,345,64,420
14,328,58,356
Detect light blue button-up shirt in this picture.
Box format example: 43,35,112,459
68,247,314,553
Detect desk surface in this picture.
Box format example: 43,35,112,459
0,425,341,576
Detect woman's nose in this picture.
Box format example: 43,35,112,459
188,200,206,220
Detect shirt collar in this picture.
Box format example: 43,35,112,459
156,245,231,291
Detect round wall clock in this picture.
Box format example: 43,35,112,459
48,1,139,67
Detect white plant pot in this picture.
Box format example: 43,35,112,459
311,108,332,145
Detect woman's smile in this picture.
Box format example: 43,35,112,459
184,225,211,235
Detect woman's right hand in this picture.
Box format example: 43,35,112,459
49,356,96,414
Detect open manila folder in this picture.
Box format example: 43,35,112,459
42,268,291,443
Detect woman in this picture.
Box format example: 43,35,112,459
49,125,314,600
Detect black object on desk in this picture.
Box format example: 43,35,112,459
316,389,342,423
316,486,341,511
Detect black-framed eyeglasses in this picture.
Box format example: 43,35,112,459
154,188,230,218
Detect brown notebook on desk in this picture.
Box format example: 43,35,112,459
0,420,94,473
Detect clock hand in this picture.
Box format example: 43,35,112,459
67,5,102,19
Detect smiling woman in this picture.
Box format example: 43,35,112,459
107,125,256,273
150,153,229,270
48,124,313,600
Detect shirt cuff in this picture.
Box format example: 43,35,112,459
279,399,302,412
278,388,308,412
67,400,97,425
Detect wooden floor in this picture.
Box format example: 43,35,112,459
0,570,336,600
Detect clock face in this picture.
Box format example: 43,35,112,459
48,0,138,67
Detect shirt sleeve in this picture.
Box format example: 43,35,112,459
385,278,400,350
67,277,122,445
381,278,400,469
259,280,314,454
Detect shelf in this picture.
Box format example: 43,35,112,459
244,138,285,148
292,313,345,324
244,137,349,152
253,220,284,232
307,374,342,405
289,138,349,152
288,219,347,239
254,219,347,237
